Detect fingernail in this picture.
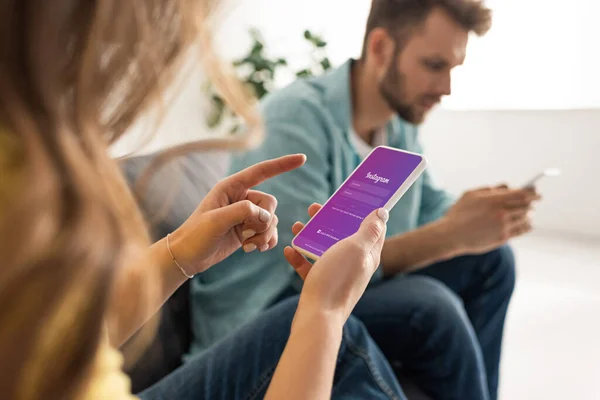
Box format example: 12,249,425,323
377,208,389,222
244,244,257,253
242,229,256,239
259,208,271,223
259,244,270,252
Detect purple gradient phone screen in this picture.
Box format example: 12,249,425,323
293,147,423,257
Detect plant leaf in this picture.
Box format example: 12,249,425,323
320,57,332,70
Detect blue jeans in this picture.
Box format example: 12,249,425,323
138,297,407,400
352,245,516,400
415,245,516,400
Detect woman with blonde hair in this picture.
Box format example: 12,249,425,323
0,1,407,399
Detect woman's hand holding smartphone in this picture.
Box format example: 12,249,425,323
284,146,426,321
284,205,389,323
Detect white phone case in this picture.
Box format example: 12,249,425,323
522,168,561,189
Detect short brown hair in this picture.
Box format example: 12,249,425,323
362,0,492,56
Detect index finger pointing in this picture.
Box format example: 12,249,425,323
229,154,306,189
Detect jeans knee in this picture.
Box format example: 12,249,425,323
338,316,406,399
413,278,473,342
486,245,516,299
343,315,370,346
412,279,480,369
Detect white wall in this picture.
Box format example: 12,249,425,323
213,0,370,81
214,0,600,109
420,109,599,237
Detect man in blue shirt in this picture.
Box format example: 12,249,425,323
190,1,539,399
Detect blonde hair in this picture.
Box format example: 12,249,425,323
0,1,261,399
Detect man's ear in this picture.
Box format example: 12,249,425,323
365,28,396,71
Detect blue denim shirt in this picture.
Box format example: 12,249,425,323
188,59,455,356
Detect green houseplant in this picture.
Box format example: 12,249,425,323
206,28,332,132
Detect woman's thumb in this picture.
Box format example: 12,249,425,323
353,208,389,248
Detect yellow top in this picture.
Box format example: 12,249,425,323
80,337,138,400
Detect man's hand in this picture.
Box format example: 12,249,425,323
442,185,540,255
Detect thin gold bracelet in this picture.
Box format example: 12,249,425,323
166,233,195,279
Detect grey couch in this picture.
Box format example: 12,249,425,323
121,150,430,399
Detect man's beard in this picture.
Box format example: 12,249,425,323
379,61,427,125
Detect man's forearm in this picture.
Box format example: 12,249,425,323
381,218,463,276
